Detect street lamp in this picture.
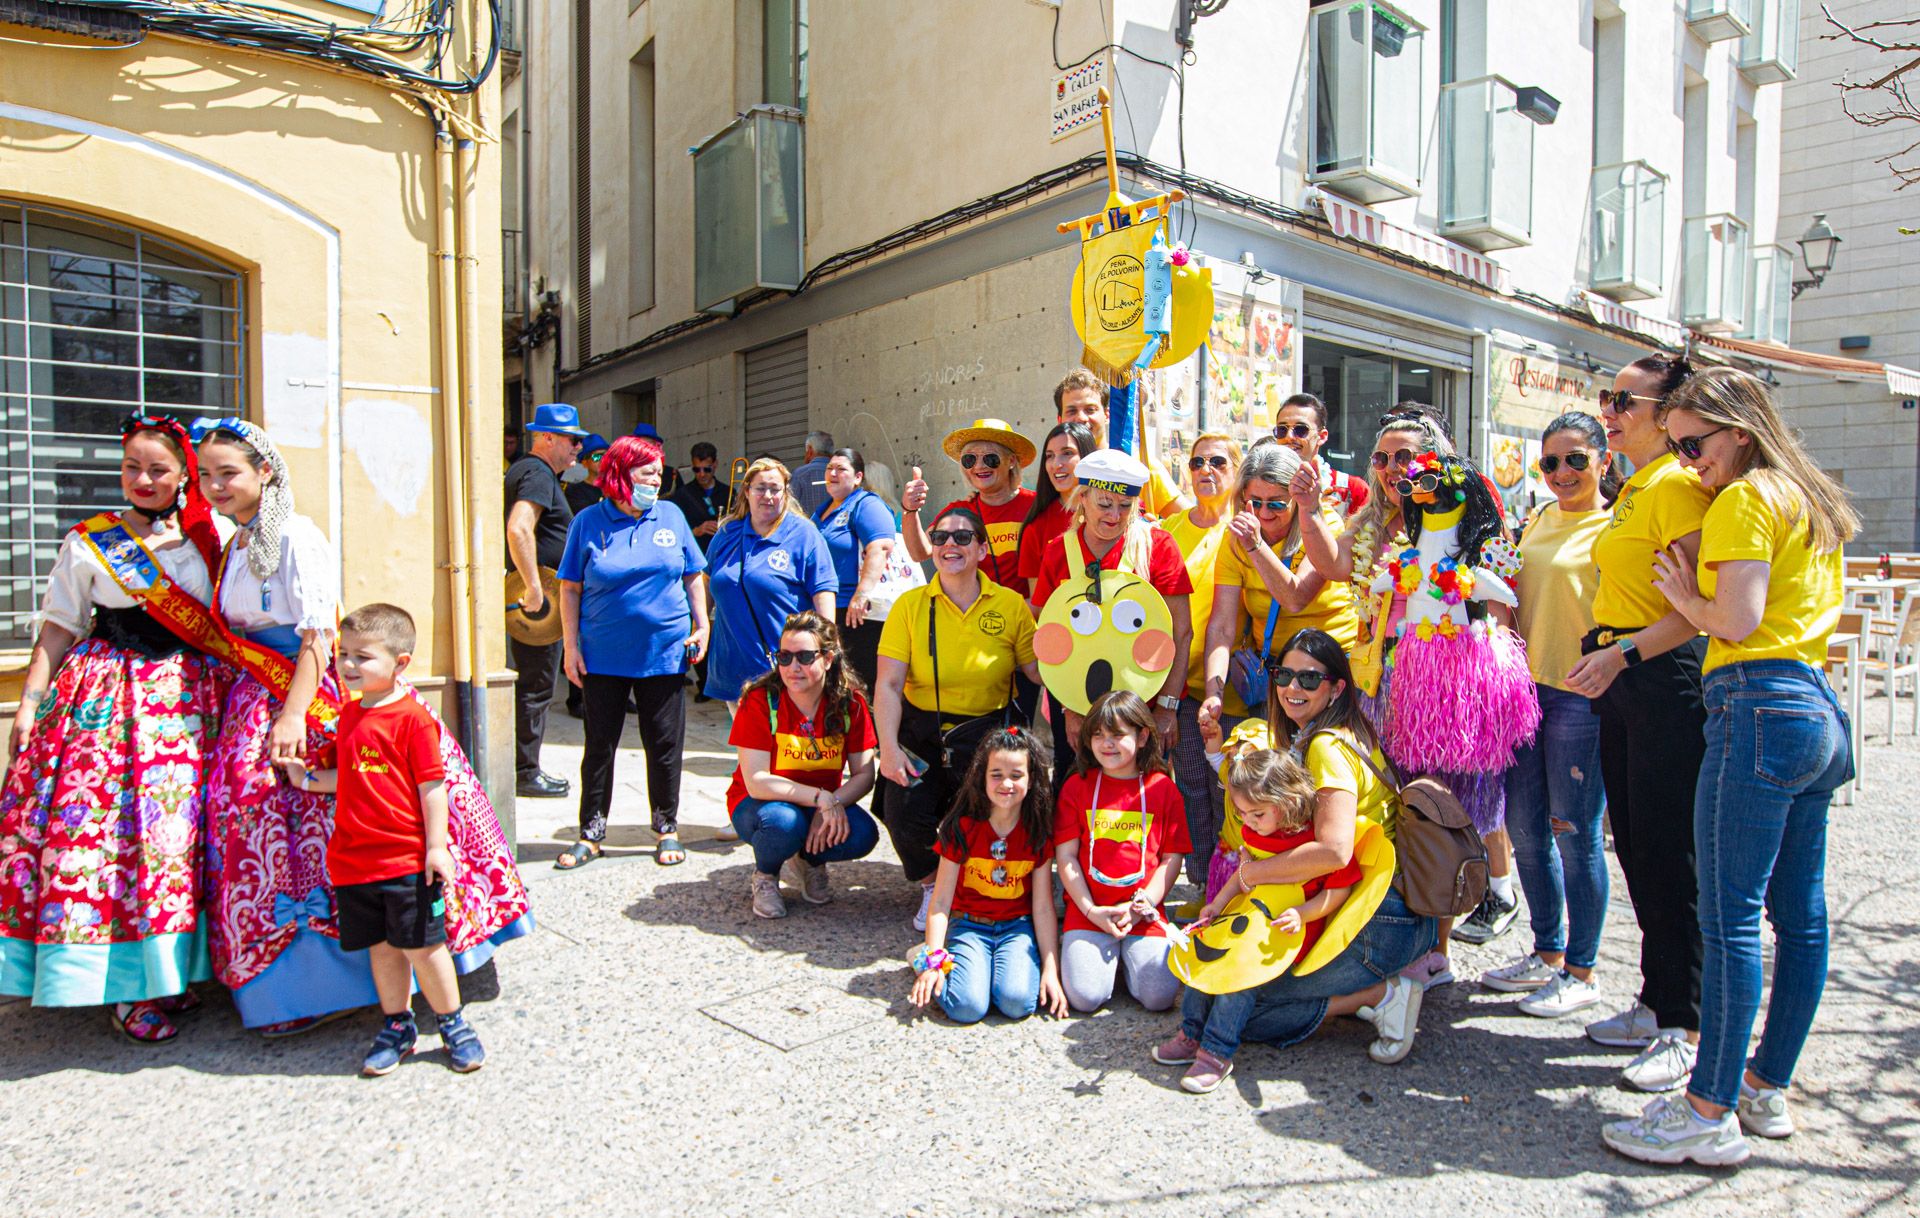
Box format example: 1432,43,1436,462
1791,213,1843,299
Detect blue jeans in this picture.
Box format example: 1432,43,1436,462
941,916,1041,1023
1691,661,1852,1110
1503,683,1610,969
728,798,881,877
1180,886,1437,1055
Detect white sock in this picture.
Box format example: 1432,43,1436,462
1489,874,1515,902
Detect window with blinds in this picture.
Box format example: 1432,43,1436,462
0,202,243,644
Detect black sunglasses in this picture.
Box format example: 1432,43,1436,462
1274,423,1316,440
1598,389,1661,412
1667,426,1728,461
959,452,1003,470
1536,452,1593,475
1395,473,1444,497
928,528,978,546
1085,558,1104,605
775,648,825,667
1369,448,1416,470
1264,664,1329,691
1188,454,1230,471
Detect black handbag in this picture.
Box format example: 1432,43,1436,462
905,588,1027,772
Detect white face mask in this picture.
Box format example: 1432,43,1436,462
629,483,660,511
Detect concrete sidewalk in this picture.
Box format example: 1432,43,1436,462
1,690,1916,1217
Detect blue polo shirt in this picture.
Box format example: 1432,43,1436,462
557,498,707,679
812,489,897,600
704,513,837,701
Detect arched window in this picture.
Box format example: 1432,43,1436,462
0,202,245,644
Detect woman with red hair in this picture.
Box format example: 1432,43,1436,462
555,434,710,868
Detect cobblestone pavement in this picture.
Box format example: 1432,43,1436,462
3,694,1916,1217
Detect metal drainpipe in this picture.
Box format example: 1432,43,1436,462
432,116,481,763
455,133,492,781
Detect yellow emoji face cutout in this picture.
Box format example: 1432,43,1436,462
1168,883,1308,995
1034,571,1176,715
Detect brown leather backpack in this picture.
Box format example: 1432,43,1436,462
1324,735,1489,919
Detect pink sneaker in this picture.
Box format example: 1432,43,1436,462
1400,950,1455,990
1181,1048,1234,1093
1153,1030,1201,1065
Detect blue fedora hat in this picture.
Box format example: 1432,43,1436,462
527,402,589,437
579,432,611,457
631,421,662,440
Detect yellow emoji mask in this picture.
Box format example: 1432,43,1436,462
1033,570,1176,716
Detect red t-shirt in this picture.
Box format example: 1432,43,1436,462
1053,769,1191,937
726,686,879,813
328,695,447,887
1030,524,1195,610
936,489,1035,597
1327,466,1370,515
934,816,1049,923
1241,822,1363,958
1017,499,1073,584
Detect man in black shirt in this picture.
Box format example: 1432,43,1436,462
564,432,610,516
669,441,730,699
506,402,586,798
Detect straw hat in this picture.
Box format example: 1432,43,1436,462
941,418,1037,467
504,567,564,646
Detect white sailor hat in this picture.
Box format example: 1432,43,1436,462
1075,448,1151,496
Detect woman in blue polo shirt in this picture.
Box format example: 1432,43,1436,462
556,435,709,869
706,457,838,709
813,447,897,690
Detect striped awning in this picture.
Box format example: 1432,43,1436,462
1578,291,1689,350
1309,189,1511,294
1695,333,1920,398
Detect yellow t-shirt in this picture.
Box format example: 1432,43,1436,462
1160,507,1233,704
1213,508,1360,654
1142,455,1186,520
1515,504,1610,691
877,576,1037,719
1697,479,1843,675
1304,728,1399,841
1591,453,1713,629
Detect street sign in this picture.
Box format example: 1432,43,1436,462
1051,59,1105,142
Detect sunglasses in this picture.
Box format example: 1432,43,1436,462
1247,496,1291,513
1369,448,1416,470
1395,473,1444,497
928,528,978,546
959,452,1003,470
1597,389,1661,411
1536,452,1593,475
1264,665,1330,691
1273,423,1316,440
1667,426,1728,461
1188,454,1230,471
691,464,716,473
775,648,825,667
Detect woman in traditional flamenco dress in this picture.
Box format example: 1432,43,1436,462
0,411,231,1042
196,419,531,1035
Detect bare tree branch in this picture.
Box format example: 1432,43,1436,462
1822,4,1920,191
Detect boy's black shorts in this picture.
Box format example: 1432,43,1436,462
336,873,448,952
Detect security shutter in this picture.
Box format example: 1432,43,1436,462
1303,292,1475,371
743,333,809,465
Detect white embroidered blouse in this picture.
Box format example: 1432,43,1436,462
216,512,339,635
40,521,215,636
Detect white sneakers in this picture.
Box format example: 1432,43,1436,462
1480,953,1557,993
1356,975,1423,1064
1586,1000,1660,1049
1603,1095,1751,1166
1623,1031,1698,1093
1737,1083,1795,1139
912,883,935,932
1519,971,1602,1018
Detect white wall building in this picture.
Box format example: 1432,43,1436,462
516,0,1806,522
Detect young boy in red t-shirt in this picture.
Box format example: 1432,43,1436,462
278,603,484,1077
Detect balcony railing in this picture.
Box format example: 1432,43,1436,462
1590,161,1666,301
1682,213,1751,332
1741,243,1793,345
1439,76,1533,251
502,228,525,318
693,105,804,313
1307,1,1425,205
1738,0,1798,83
1687,0,1753,43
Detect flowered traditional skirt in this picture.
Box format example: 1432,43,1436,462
204,672,533,1027
0,638,229,1005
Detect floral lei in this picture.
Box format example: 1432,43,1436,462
1348,517,1410,631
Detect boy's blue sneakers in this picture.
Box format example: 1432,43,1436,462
437,1010,487,1073
361,1013,418,1077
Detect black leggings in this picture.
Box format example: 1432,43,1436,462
577,672,686,842
1592,634,1708,1032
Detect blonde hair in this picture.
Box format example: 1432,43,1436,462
723,457,806,526
1346,414,1455,544
1664,367,1859,552
1067,482,1155,574
1223,747,1317,833
1189,432,1242,499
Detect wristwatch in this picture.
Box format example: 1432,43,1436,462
1155,694,1181,712
1615,636,1643,667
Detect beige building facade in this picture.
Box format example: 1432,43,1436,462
0,4,518,803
